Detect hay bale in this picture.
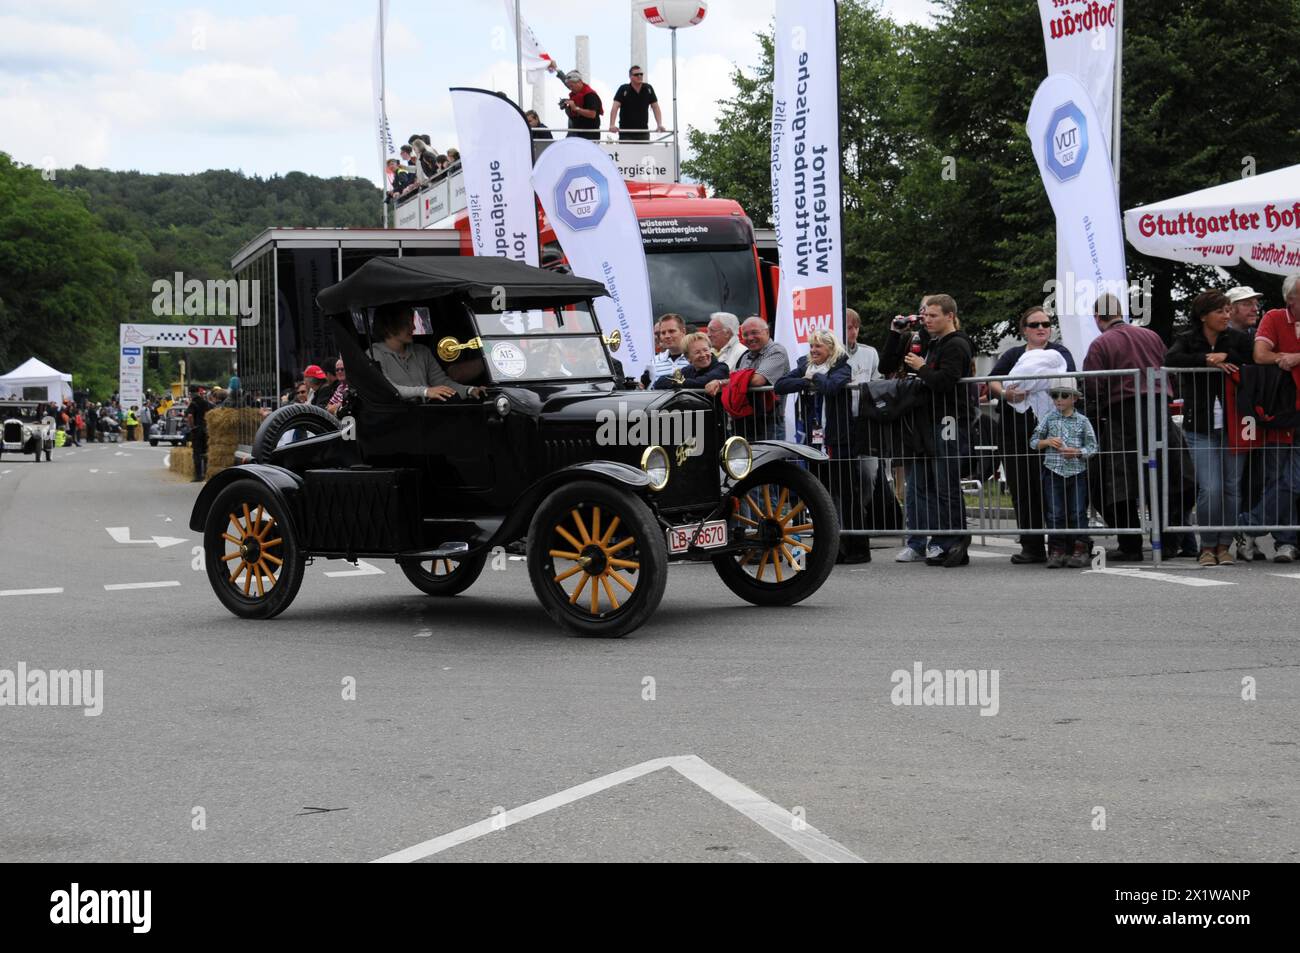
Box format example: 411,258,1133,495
170,446,194,478
205,407,260,480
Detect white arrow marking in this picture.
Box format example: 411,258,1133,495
372,754,865,864
105,526,188,548
323,559,385,578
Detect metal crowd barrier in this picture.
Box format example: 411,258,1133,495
1157,366,1300,560
711,364,1300,565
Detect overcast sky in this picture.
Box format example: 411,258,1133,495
0,0,936,187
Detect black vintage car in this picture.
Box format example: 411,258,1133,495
189,257,838,636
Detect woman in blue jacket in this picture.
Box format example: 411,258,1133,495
775,329,856,550
775,328,853,456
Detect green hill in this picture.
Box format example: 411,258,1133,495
0,154,381,397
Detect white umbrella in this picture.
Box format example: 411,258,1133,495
1124,163,1300,275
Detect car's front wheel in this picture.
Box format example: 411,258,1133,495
526,480,667,638
712,462,839,607
399,552,489,596
203,480,305,620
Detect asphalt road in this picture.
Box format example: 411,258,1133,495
1,442,1297,863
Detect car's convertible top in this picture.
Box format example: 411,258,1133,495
316,256,609,313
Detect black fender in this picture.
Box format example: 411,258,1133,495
748,439,829,475
188,464,305,533
489,460,651,547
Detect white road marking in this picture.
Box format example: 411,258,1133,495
106,526,188,548
0,588,65,597
372,754,865,864
1268,572,1300,579
163,453,170,468
965,550,1004,559
104,581,182,591
323,559,385,578
113,451,131,457
414,629,433,638
1084,568,1234,587
89,468,100,473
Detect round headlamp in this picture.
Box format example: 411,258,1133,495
494,395,510,417
720,435,752,480
640,445,670,491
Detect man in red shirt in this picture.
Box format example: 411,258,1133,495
1245,275,1300,561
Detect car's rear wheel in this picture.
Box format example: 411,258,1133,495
399,552,489,596
252,402,340,463
527,481,667,638
203,480,305,620
712,462,839,607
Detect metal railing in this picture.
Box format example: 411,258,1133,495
688,362,1300,564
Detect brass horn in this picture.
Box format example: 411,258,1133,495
436,336,483,362
602,329,622,352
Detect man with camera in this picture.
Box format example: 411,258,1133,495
547,62,602,141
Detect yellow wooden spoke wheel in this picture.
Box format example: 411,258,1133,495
712,462,840,607
203,480,305,620
527,480,667,637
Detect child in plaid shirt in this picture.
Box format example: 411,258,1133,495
1030,378,1099,568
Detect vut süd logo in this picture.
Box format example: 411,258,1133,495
1045,100,1088,183
554,164,610,231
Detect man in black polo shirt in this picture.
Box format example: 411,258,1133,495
609,65,665,142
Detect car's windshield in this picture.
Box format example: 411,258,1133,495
472,305,610,383
644,248,761,325
473,307,598,336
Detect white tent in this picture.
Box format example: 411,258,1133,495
1124,163,1300,275
0,357,74,402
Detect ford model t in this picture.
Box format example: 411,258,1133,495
190,257,838,637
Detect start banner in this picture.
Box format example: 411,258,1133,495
451,87,539,266
532,138,654,381
771,0,843,357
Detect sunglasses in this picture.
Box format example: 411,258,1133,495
631,72,643,77
1025,321,1052,329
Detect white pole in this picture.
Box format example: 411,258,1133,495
671,26,679,180
631,5,647,76
515,0,524,107
379,0,389,227
1112,0,1123,186
576,35,590,85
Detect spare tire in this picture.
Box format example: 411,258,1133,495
252,402,340,463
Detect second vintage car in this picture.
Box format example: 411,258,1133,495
1,400,55,463
190,257,838,637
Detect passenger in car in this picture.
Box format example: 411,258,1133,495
370,304,484,402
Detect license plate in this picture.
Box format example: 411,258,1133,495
666,520,728,554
